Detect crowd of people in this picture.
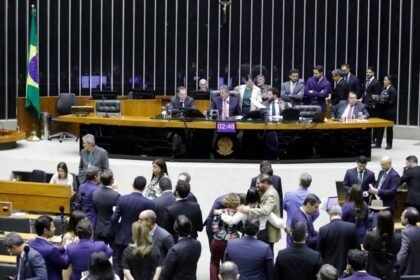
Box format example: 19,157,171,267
3,133,420,280
169,65,396,149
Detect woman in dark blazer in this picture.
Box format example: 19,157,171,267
374,75,397,149
363,210,401,280
342,184,370,244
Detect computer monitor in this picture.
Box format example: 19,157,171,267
326,196,339,212
189,90,210,100
282,109,300,123
91,90,118,100
130,89,157,99
178,107,205,119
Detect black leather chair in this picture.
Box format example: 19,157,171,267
294,105,322,118
95,100,121,116
0,217,31,233
49,93,78,142
210,90,240,101
30,169,47,183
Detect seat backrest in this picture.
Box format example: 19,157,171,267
57,93,76,115
30,169,47,183
0,217,31,233
96,100,121,115
294,105,322,118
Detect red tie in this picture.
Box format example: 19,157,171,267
223,100,228,118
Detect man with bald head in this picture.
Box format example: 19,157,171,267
199,79,209,92
218,261,240,280
369,156,401,212
139,210,174,259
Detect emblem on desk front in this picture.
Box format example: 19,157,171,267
216,137,234,156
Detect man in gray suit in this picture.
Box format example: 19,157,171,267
280,69,305,105
139,209,175,259
78,134,109,183
331,92,369,120
397,207,420,276
5,232,47,280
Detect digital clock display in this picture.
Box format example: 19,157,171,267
216,121,237,133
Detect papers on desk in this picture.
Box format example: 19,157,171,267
11,211,26,216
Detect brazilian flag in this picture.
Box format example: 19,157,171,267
25,6,40,119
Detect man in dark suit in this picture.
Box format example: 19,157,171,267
4,232,47,280
280,69,305,105
111,176,155,278
397,207,420,276
343,155,376,195
153,177,176,227
316,205,360,275
341,64,361,98
92,169,120,244
210,85,241,118
399,156,420,212
330,69,348,105
177,172,198,202
274,221,322,280
160,215,201,280
287,193,321,249
341,249,381,280
304,65,331,112
28,216,68,280
224,217,273,280
168,86,196,109
163,180,203,241
250,161,283,217
139,210,174,259
78,166,101,228
362,67,382,118
331,92,370,119
369,156,401,212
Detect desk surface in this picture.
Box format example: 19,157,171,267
59,115,393,130
0,255,15,264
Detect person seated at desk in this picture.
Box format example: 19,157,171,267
263,87,292,119
331,92,369,120
210,85,241,118
198,79,209,92
168,86,196,110
50,161,74,190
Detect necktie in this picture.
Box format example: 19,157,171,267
271,101,276,116
366,79,371,88
378,173,387,189
181,101,184,108
347,105,354,119
344,75,348,82
357,171,363,184
223,99,228,118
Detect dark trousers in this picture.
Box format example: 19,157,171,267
257,229,274,251
210,239,228,280
113,243,127,279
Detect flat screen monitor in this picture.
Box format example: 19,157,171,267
91,90,118,100
189,90,210,100
130,90,157,99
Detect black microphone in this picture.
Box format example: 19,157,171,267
59,206,65,238
24,245,30,264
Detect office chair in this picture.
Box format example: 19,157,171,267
0,217,32,233
30,169,47,183
48,93,78,143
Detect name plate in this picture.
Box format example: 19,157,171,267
216,121,237,133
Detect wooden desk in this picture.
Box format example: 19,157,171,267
0,255,15,264
0,181,71,214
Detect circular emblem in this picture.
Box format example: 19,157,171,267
216,136,234,156
29,55,39,83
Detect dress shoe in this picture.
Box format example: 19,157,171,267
385,145,392,150
371,144,381,149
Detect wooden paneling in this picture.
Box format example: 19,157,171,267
0,130,26,144
0,180,71,214
195,100,211,112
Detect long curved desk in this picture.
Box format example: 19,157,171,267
58,114,393,162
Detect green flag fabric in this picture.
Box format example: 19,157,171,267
25,7,40,119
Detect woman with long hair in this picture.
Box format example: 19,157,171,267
50,161,74,189
145,158,169,199
363,210,401,279
122,221,162,280
81,251,119,280
342,184,370,244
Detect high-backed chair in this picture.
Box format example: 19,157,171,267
95,100,121,116
48,93,78,142
0,217,32,233
30,169,47,183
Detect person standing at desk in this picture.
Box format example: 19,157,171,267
78,134,109,184
234,74,262,115
210,85,241,118
168,86,196,109
304,65,331,112
280,69,305,106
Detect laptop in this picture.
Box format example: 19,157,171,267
282,109,300,123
